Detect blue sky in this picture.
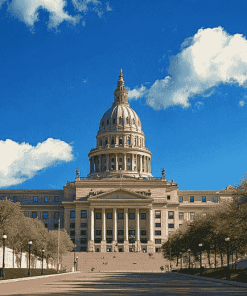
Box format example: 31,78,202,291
0,0,247,190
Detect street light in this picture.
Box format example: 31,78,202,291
28,240,32,276
41,249,45,275
1,234,7,279
225,237,230,280
74,245,76,272
76,256,78,271
188,249,191,269
198,243,203,276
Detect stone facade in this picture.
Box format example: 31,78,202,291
0,70,233,253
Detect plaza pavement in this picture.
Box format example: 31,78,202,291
1,271,247,295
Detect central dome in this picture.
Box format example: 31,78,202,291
88,70,152,178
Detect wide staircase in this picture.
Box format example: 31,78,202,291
62,252,169,273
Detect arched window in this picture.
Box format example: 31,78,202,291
119,117,123,124
111,138,114,145
134,138,137,146
113,118,116,124
105,138,108,145
119,138,123,145
127,137,130,145
100,140,102,146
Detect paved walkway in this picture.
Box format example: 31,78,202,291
1,272,247,295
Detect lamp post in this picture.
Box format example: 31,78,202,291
180,252,183,270
28,240,32,276
76,256,78,271
188,249,191,269
198,243,203,276
225,237,230,280
74,245,76,272
41,249,45,275
1,234,7,279
169,240,172,271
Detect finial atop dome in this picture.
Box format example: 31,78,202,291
117,69,125,87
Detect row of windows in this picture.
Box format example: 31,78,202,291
78,238,161,245
179,196,218,203
32,212,60,219
70,230,162,237
101,117,140,127
71,222,161,229
1,196,60,202
70,211,148,220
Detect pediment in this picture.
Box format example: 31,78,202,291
88,188,152,200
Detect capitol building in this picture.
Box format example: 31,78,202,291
0,70,233,253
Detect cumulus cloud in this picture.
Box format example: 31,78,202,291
128,85,147,100
0,138,74,187
129,27,247,109
2,0,106,28
239,100,245,106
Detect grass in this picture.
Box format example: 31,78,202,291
176,267,247,284
0,268,67,280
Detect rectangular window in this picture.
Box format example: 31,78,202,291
119,165,122,170
111,165,114,169
155,230,161,236
44,223,48,228
127,158,131,163
155,239,161,244
70,223,75,228
1,196,5,200
141,213,146,220
70,231,75,236
54,223,58,229
81,238,87,244
81,247,87,252
155,248,160,253
96,213,101,219
96,230,101,235
107,213,112,219
118,230,124,235
179,212,184,220
202,196,206,202
107,230,112,236
168,224,174,229
33,196,38,202
95,238,101,243
44,196,48,202
190,212,195,220
190,196,194,203
179,224,182,227
213,196,218,202
129,230,135,236
155,223,161,227
118,213,123,219
111,158,114,162
13,196,17,202
107,238,112,244
140,230,146,236
119,158,122,162
43,212,48,219
127,165,130,170
54,196,59,202
167,195,171,200
81,230,87,235
140,238,147,244
70,211,75,218
179,196,183,203
81,223,87,228
81,210,87,218
129,213,135,219
118,238,124,244
32,212,37,218
54,212,59,219
168,211,174,219
155,211,161,218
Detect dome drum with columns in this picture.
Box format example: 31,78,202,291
88,70,152,178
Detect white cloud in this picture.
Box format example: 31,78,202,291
239,100,245,106
0,138,74,187
128,85,147,100
130,27,247,109
106,2,112,11
3,0,105,28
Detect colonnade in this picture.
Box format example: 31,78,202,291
97,134,145,149
89,153,151,174
90,207,153,242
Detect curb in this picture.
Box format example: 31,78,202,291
0,271,81,284
174,272,247,289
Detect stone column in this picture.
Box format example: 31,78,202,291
113,208,117,241
136,208,140,241
92,157,95,173
115,154,118,171
144,156,146,173
131,154,134,171
102,208,106,240
89,157,92,173
91,208,94,241
124,208,128,241
124,154,126,171
99,154,102,172
140,155,143,173
149,208,153,241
